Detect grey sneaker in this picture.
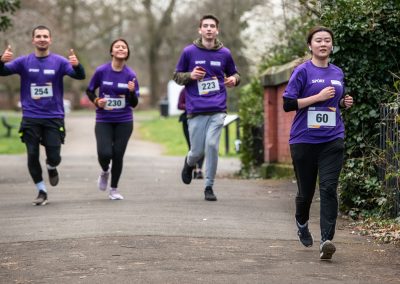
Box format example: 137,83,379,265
204,186,217,201
320,240,336,260
297,222,314,247
181,157,194,184
98,170,110,191
32,190,48,206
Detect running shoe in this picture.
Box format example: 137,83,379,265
32,190,48,206
48,168,59,186
297,222,314,247
204,186,217,201
109,189,124,200
195,170,203,179
320,240,336,260
181,156,194,184
98,170,110,191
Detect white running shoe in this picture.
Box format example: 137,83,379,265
109,189,124,200
98,170,110,191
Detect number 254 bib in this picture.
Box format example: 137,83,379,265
307,107,336,129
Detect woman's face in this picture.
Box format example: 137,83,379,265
111,40,129,60
309,31,333,60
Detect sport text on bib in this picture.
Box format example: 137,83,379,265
307,107,336,129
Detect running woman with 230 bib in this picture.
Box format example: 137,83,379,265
0,25,86,206
283,26,353,260
86,38,139,200
173,14,240,201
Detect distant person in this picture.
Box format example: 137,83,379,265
177,87,204,179
173,14,240,201
283,26,353,260
0,25,85,206
86,38,139,200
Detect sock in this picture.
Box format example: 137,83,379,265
297,221,308,228
47,164,57,170
35,181,47,193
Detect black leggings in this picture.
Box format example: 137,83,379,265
21,118,64,184
26,144,61,184
290,138,344,242
95,121,133,188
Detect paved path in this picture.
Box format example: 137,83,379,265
0,113,399,284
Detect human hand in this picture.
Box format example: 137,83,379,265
96,98,107,108
318,86,335,101
128,78,136,92
190,66,206,80
343,95,353,109
68,49,79,66
1,45,13,63
224,76,237,88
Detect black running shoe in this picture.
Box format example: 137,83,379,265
181,157,194,184
204,186,217,201
32,190,48,206
320,240,336,260
48,168,59,186
297,222,314,247
196,170,203,179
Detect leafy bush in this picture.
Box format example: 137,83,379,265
238,78,264,177
321,0,400,216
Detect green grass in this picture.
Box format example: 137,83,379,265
0,109,241,157
136,110,240,157
0,111,24,154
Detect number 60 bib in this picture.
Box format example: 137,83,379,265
307,107,336,128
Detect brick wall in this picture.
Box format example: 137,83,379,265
261,59,301,165
263,84,294,164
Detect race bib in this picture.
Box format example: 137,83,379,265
197,78,219,95
105,97,126,110
30,85,53,99
307,107,336,128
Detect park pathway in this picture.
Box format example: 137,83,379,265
0,113,399,283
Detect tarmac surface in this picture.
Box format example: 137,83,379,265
0,113,399,284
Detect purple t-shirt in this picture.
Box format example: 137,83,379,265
87,62,139,123
283,60,345,144
4,53,79,118
175,44,238,114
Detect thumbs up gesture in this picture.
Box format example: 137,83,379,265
1,45,13,63
128,77,136,92
68,48,79,66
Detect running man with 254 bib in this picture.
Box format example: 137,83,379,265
0,25,86,206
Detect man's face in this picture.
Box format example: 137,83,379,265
32,29,52,51
199,18,218,41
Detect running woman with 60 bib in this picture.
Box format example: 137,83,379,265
86,38,139,200
0,25,85,206
283,26,353,260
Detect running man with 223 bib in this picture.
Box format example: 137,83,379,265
173,14,240,201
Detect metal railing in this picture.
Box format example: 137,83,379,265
379,104,400,217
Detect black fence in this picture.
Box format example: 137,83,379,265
379,104,400,217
